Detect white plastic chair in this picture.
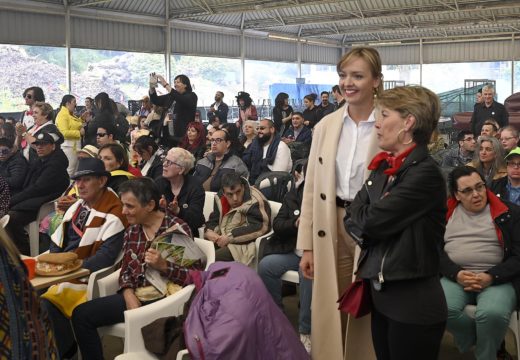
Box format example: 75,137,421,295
199,191,217,238
463,305,519,358
96,238,215,356
0,214,9,228
254,201,281,270
26,199,56,256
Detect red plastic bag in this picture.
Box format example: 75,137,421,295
337,279,372,318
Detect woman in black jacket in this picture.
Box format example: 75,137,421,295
133,134,164,180
347,86,447,359
0,124,28,195
155,147,205,237
150,74,197,146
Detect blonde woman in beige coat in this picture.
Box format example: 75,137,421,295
298,47,383,360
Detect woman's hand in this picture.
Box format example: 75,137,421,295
145,248,168,272
168,196,180,215
15,123,27,136
216,235,230,248
456,270,480,291
122,288,141,310
300,250,314,279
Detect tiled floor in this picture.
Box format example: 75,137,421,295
102,289,518,360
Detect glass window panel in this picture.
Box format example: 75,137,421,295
382,64,421,87
0,44,66,112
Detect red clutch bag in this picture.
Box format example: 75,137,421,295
337,279,372,318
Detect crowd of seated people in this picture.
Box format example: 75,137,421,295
9,71,520,360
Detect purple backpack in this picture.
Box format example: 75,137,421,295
184,262,310,360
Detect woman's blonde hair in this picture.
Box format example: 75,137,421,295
242,120,258,135
472,135,505,176
376,85,440,146
336,46,384,96
167,147,195,173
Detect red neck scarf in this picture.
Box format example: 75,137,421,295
368,144,417,176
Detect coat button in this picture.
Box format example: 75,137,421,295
320,193,326,200
319,157,323,164
367,180,373,186
318,230,326,237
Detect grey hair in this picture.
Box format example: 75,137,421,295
482,84,494,93
472,135,505,178
167,147,195,173
242,120,258,135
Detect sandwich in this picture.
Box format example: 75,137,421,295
36,252,83,276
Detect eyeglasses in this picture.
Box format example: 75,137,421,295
501,136,517,142
507,161,520,169
96,133,107,137
210,138,225,144
257,126,268,131
163,159,182,168
24,94,32,99
457,182,486,196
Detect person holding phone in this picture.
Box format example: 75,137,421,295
149,73,198,147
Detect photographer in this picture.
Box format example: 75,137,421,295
149,73,198,147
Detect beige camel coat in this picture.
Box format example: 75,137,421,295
297,107,379,360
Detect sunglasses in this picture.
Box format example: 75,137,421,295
96,133,108,137
24,94,32,100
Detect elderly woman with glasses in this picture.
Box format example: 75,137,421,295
469,135,506,186
440,166,520,360
156,147,205,236
346,86,448,359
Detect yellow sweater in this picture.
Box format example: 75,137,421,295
56,106,82,141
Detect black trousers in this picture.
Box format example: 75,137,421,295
6,210,37,255
371,307,446,360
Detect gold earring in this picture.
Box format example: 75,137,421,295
397,128,413,145
373,88,378,99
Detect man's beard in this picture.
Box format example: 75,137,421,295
257,133,271,145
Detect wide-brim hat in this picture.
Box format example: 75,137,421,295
71,158,111,180
33,132,60,145
77,145,99,158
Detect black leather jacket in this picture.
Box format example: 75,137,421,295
347,145,447,284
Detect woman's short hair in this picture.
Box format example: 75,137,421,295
60,95,75,108
98,143,129,171
336,46,384,96
33,102,55,121
447,166,485,198
304,93,317,103
167,147,195,173
174,75,192,93
118,177,161,211
376,85,440,146
134,134,158,155
242,120,258,135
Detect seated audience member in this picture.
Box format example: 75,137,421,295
133,134,164,180
138,95,152,117
204,172,271,266
257,162,312,353
440,166,520,360
500,125,519,153
179,121,206,161
0,124,28,195
0,229,58,359
243,118,292,185
281,112,312,145
442,130,476,168
41,157,127,358
16,101,63,163
72,178,202,360
6,132,69,254
491,148,520,206
193,129,249,192
98,143,135,193
56,94,83,176
468,135,506,186
205,124,216,148
240,120,258,149
77,144,99,159
480,119,499,138
156,147,205,236
96,122,117,148
428,129,446,154
221,123,245,157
